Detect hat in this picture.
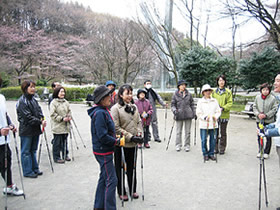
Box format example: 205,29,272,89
105,80,116,87
177,80,187,88
201,84,213,94
93,85,112,104
137,89,147,98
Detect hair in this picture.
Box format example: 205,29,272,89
53,86,66,99
21,80,36,93
216,74,227,87
51,82,56,88
144,80,151,85
118,84,134,106
260,83,271,93
0,75,2,88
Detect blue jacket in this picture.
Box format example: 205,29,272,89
88,105,116,155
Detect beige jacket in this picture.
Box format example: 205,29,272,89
111,103,143,148
50,98,72,134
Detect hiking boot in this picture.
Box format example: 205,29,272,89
144,143,150,148
209,156,216,161
119,195,128,201
3,184,24,196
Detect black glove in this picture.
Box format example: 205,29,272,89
131,136,144,144
194,115,197,120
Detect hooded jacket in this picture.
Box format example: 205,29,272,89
135,98,153,126
16,93,44,136
211,88,232,119
88,105,117,155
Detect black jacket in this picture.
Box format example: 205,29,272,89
16,94,44,136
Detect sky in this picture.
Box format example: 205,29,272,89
63,0,267,48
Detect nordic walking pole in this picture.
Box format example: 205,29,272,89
213,119,218,163
131,146,138,201
140,144,144,201
37,135,43,166
194,118,197,146
164,106,167,141
42,126,54,173
71,117,86,148
4,136,8,210
12,132,26,199
70,122,79,150
166,120,175,151
121,146,127,207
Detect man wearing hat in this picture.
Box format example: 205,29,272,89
88,85,121,210
105,80,118,109
171,80,195,152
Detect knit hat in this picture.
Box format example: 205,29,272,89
177,80,187,88
137,89,147,98
93,85,112,104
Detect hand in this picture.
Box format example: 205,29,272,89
9,124,17,132
116,136,125,146
0,127,10,136
258,113,266,120
143,113,148,119
173,110,178,115
131,136,144,144
165,104,168,108
212,116,217,122
42,120,47,127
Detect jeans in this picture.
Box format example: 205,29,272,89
20,135,40,176
200,129,216,157
94,154,117,210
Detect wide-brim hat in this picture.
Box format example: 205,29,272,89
201,84,213,94
177,80,187,88
93,85,113,104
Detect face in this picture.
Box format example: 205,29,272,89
107,84,115,91
179,84,186,92
27,83,36,95
274,74,280,93
139,92,145,99
144,82,152,89
53,82,60,90
261,87,270,96
218,77,225,88
100,95,111,107
58,88,65,99
203,90,212,98
120,89,133,103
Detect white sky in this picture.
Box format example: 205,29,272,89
64,0,267,48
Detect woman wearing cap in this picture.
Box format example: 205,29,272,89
111,84,143,201
253,83,278,159
211,75,233,155
88,85,119,210
196,84,221,161
135,89,153,148
105,80,118,109
50,86,72,163
171,80,195,152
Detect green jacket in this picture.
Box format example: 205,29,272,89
211,88,233,119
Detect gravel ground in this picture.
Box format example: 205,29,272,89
0,101,279,210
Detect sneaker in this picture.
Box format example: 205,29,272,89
24,173,38,178
144,143,150,148
138,143,143,148
3,184,24,196
119,195,129,201
176,146,181,152
204,156,209,161
263,154,269,159
185,146,190,152
256,153,261,158
35,171,43,176
155,139,161,143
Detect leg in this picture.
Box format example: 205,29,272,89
151,108,160,141
200,129,207,156
175,120,183,150
219,121,228,153
114,146,126,196
124,147,137,195
0,145,12,186
264,136,272,155
209,129,215,157
183,119,192,149
30,135,40,174
52,134,62,161
20,136,35,176
143,126,149,144
215,121,220,153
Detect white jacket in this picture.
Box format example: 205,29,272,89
0,94,10,145
196,97,221,129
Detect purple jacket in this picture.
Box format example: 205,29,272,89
135,98,153,126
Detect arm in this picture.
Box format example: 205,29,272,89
265,98,278,119
147,102,153,116
214,100,222,120
50,101,64,122
171,93,177,114
17,100,42,126
156,91,166,107
221,90,233,111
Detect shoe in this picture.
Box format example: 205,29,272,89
214,150,219,154
119,195,129,201
256,153,261,158
263,154,269,159
138,143,143,148
155,139,161,143
209,156,216,161
3,184,24,196
35,171,43,176
24,173,38,178
65,157,71,161
204,156,209,161
219,151,225,155
144,143,150,148
132,192,139,199
185,146,190,152
54,159,65,164
176,147,181,152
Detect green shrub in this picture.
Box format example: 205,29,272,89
0,86,22,99
158,92,173,102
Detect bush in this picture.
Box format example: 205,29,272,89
158,92,173,102
0,86,22,99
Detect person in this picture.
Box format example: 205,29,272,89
105,80,118,109
111,84,143,201
16,80,47,178
50,86,72,164
144,80,167,143
253,83,278,159
48,81,60,107
135,89,153,148
88,85,120,210
171,80,195,152
211,75,233,155
0,76,24,196
196,84,221,161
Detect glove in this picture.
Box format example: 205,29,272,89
116,136,125,147
143,113,148,119
173,110,178,115
194,115,197,120
131,136,144,144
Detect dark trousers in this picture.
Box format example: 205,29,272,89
94,154,117,210
0,144,12,186
114,146,137,196
256,122,272,154
143,125,150,144
52,134,69,161
216,121,228,152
